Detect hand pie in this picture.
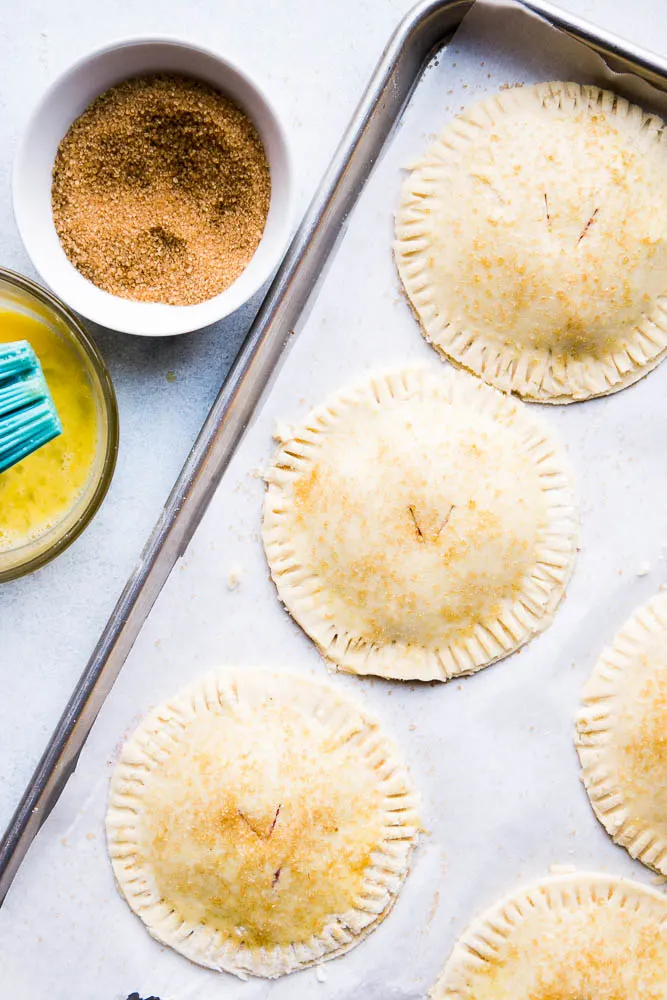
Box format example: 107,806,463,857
431,872,667,999
395,82,667,402
577,592,667,875
263,367,577,681
107,668,420,978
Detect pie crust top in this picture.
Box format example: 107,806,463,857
430,872,667,999
395,82,667,402
106,668,420,979
577,592,667,875
262,367,578,681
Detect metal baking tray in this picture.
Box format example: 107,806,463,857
3,0,667,907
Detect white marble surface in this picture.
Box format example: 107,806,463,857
0,0,665,846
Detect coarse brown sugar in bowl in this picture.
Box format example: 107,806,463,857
51,73,271,307
0,269,118,582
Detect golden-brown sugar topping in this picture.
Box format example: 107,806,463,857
619,667,667,799
486,916,664,999
107,669,419,978
396,83,667,401
430,875,667,1000
478,925,664,1000
263,368,578,681
294,403,539,645
577,592,667,875
138,709,385,949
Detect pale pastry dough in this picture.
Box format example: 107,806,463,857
577,592,667,874
106,668,420,979
395,82,667,402
430,872,667,999
262,367,578,681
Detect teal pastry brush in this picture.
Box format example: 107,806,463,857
0,340,62,473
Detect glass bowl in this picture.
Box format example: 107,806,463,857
0,267,119,582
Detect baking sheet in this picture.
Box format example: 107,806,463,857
3,2,667,997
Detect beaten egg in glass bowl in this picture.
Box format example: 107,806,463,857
0,268,118,582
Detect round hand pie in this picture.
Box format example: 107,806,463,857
577,591,667,875
106,668,420,978
431,872,667,999
395,82,667,402
263,367,578,681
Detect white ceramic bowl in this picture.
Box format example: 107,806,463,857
13,39,293,336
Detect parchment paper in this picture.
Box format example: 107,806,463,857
3,3,667,997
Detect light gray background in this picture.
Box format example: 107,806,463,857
0,0,665,842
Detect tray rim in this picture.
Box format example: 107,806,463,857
4,0,667,906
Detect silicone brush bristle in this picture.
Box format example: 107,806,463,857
0,340,37,380
0,370,53,414
0,340,63,473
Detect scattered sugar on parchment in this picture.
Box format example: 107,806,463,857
227,565,244,590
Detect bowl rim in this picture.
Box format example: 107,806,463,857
0,266,120,583
12,35,295,337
